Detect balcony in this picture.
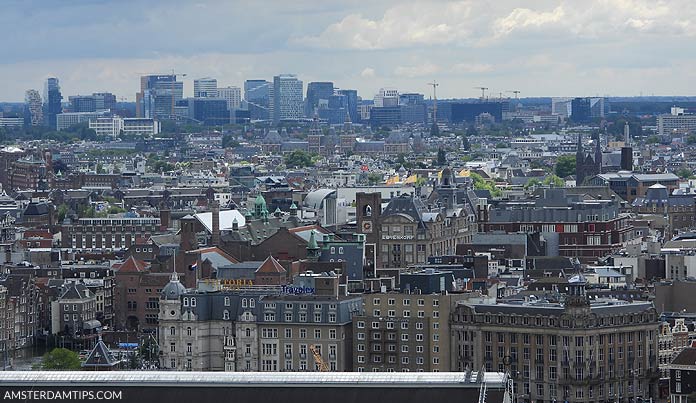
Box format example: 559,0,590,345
285,353,292,359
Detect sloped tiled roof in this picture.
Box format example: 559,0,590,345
114,256,148,273
256,256,286,274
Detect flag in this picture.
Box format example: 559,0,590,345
189,262,198,271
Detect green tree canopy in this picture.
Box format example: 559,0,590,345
470,172,502,197
675,168,694,179
40,348,81,370
555,155,576,178
284,150,315,168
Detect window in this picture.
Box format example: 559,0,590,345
224,297,230,306
187,327,192,336
190,298,196,307
314,329,321,339
357,321,365,329
223,310,230,320
285,329,292,338
170,327,176,336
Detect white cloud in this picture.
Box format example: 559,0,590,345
450,63,493,74
394,62,440,78
493,6,565,38
294,1,475,49
360,67,376,78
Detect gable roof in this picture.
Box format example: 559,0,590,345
256,256,286,274
189,246,239,268
82,339,121,368
114,256,148,273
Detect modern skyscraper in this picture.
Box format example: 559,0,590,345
374,88,399,107
43,77,62,129
136,75,183,119
193,78,218,98
305,82,334,117
24,89,43,127
216,86,241,111
337,89,359,123
93,92,117,111
244,79,272,121
68,96,97,113
272,74,303,123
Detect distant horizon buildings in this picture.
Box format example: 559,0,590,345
216,86,242,111
305,82,334,117
24,89,43,127
43,77,62,129
244,79,272,121
193,77,217,98
272,74,303,123
136,75,183,119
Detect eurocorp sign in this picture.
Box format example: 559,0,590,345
281,285,315,295
381,235,415,240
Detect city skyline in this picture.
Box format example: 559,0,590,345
2,0,696,102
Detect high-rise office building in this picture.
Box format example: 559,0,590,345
305,82,334,117
337,89,359,123
272,74,303,123
244,80,272,121
68,96,97,113
570,97,607,123
24,90,43,127
374,88,399,107
136,75,183,119
216,86,241,111
194,78,218,98
93,92,117,111
188,98,229,126
551,97,572,118
43,78,62,129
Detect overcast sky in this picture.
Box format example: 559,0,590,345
1,0,695,102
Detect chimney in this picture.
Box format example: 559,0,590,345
160,208,171,229
179,215,198,252
211,201,220,246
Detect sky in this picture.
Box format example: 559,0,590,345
1,0,696,102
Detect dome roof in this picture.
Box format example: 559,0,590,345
161,271,186,300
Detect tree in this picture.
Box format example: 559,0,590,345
284,150,314,168
367,173,382,185
555,155,576,178
436,148,447,166
461,135,470,151
675,168,694,179
40,348,81,370
470,172,502,197
430,123,440,137
646,135,660,144
543,174,565,187
222,134,240,148
57,203,69,222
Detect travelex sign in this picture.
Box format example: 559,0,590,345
281,285,315,295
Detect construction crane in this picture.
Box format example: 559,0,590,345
507,90,521,99
309,344,329,372
427,81,439,125
474,86,488,101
